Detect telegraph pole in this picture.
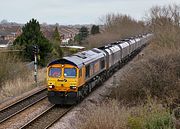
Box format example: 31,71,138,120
33,45,38,85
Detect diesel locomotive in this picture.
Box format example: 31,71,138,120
47,33,153,104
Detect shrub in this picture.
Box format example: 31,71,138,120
78,100,175,129
128,100,174,129
110,48,180,105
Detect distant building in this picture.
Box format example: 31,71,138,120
0,40,13,48
60,27,79,40
41,25,79,45
41,26,54,40
60,45,85,51
0,25,21,41
0,25,21,48
61,38,70,45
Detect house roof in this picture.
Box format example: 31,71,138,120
0,25,21,32
0,31,11,36
41,26,79,40
0,40,10,45
0,25,21,36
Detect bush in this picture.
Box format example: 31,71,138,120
110,48,180,105
128,100,174,129
78,100,175,129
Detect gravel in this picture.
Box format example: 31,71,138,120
0,98,52,129
0,89,47,123
22,106,70,129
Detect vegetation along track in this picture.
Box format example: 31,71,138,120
0,87,47,123
20,104,73,129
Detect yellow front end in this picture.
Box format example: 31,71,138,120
47,64,79,92
47,64,79,104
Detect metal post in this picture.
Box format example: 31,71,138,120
33,45,38,85
34,53,37,85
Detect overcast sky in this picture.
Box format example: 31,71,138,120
1,0,180,25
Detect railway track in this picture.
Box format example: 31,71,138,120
20,105,73,129
0,87,47,123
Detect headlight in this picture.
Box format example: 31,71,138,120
70,86,77,90
48,85,54,89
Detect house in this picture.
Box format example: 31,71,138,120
61,38,70,45
60,27,79,40
0,25,21,48
0,25,21,41
41,25,79,45
0,40,13,48
41,25,54,40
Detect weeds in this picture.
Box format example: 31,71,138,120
0,53,46,101
78,99,174,129
78,100,130,129
0,68,46,101
0,53,26,86
110,48,180,105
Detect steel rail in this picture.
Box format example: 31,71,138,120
0,87,47,123
44,106,74,129
20,105,73,129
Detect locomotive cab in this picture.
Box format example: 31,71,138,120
47,64,78,92
47,63,82,104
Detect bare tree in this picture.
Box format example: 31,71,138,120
86,13,147,48
146,4,180,48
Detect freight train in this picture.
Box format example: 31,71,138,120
47,33,153,104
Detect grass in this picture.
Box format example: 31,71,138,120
0,76,35,100
0,53,24,86
128,104,174,129
0,68,46,102
0,52,46,102
78,100,130,129
78,99,175,129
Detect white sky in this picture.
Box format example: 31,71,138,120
1,0,180,25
